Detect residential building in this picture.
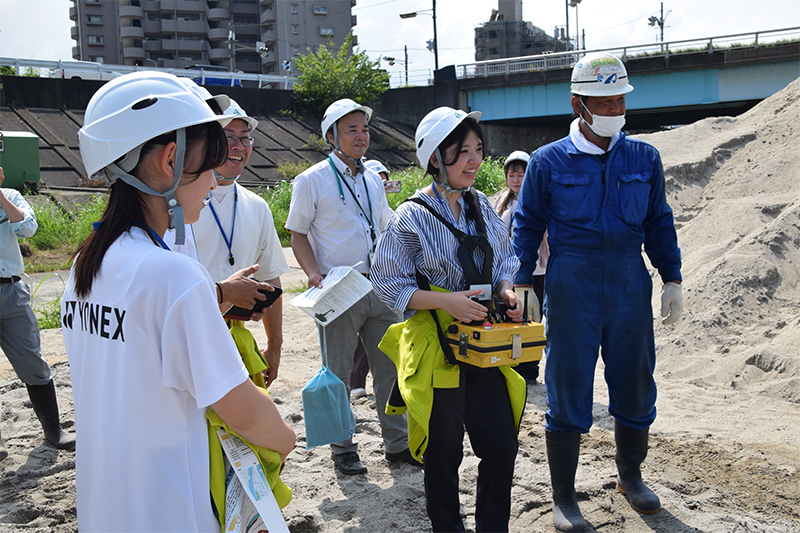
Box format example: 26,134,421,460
474,0,567,61
69,0,357,75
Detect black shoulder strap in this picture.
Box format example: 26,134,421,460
405,195,493,287
414,270,460,366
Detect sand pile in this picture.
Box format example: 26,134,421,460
636,77,800,404
1,76,799,532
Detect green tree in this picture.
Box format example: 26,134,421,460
0,65,16,76
292,31,389,118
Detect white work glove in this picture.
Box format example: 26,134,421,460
660,282,684,325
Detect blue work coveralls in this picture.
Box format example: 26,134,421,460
513,133,681,434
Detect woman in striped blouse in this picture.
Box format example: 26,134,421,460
370,107,526,533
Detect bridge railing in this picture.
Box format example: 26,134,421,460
457,26,800,79
0,58,298,89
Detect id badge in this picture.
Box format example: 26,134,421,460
469,284,492,301
368,252,375,268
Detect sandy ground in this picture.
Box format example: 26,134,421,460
2,78,800,532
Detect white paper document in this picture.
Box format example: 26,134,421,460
290,265,373,326
217,430,289,533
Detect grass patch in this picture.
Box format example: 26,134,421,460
30,272,66,330
301,134,327,152
23,194,107,273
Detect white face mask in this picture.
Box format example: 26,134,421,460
580,100,626,138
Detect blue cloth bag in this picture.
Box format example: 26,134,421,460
301,328,356,449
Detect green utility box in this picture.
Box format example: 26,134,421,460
0,131,41,189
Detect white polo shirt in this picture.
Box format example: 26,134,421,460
285,155,392,275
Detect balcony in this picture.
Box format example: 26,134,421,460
261,29,275,43
161,19,208,34
120,26,145,39
144,39,163,52
70,26,79,40
208,47,230,61
123,47,146,60
161,39,208,52
69,6,77,20
351,15,357,26
72,46,80,59
208,27,229,41
207,7,230,21
260,8,275,23
160,0,203,13
119,5,143,18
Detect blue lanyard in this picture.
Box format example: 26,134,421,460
207,184,238,266
432,184,470,236
134,221,171,250
327,156,376,247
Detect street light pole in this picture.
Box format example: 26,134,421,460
404,45,409,85
432,0,438,71
399,1,438,71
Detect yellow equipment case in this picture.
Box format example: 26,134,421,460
446,320,546,368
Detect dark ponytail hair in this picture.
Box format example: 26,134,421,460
425,117,486,225
73,121,227,298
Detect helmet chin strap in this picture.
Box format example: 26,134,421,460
433,147,470,194
213,169,237,183
106,128,188,245
332,125,365,171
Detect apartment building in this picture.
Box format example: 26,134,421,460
69,0,357,75
474,0,566,61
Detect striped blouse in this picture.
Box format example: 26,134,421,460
370,189,520,319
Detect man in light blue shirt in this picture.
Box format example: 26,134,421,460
0,166,75,459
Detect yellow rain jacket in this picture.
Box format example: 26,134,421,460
207,320,291,530
379,287,527,462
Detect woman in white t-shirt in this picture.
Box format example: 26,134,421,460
62,71,295,532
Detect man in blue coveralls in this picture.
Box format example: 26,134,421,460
513,52,684,533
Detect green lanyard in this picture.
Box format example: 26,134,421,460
328,156,376,247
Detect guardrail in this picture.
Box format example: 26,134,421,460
0,57,298,89
456,26,800,80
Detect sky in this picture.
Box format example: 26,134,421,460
1,0,798,86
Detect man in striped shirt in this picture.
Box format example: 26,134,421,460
286,99,416,475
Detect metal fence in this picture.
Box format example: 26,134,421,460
456,26,800,80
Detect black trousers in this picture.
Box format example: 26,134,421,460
424,366,518,532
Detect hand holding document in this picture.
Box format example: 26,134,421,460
291,265,373,326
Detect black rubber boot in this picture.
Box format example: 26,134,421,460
615,419,661,514
0,428,7,460
546,430,587,533
26,380,76,451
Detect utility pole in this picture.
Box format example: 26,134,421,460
404,45,409,86
229,21,236,72
648,2,671,43
432,0,439,70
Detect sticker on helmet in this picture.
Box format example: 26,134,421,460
590,56,619,68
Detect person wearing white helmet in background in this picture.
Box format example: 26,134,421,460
370,107,527,532
168,97,289,388
512,52,683,532
168,85,280,335
345,158,392,401
286,98,414,475
493,150,547,384
63,71,295,531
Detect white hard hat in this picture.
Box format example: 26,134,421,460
415,107,481,170
570,52,634,97
223,98,258,131
178,77,230,114
364,159,388,175
79,71,231,178
79,71,232,245
503,150,530,172
321,98,372,146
